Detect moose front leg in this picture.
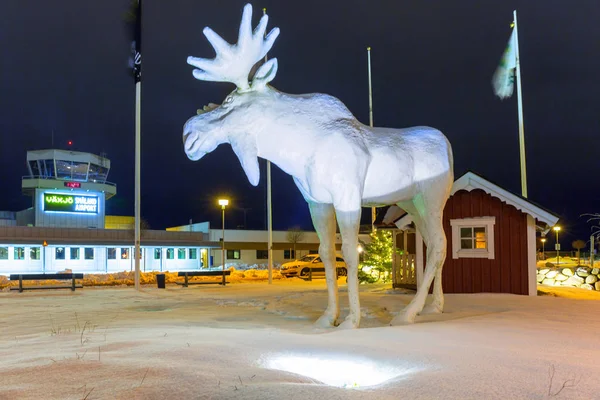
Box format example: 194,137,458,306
308,202,340,328
335,207,362,329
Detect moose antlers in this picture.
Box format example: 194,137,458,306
188,4,280,92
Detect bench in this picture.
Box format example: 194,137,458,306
9,273,84,293
176,270,231,287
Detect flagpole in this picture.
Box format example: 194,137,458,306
513,10,528,198
134,0,142,290
264,8,273,284
367,46,376,231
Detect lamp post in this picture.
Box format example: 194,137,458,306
553,226,561,265
540,238,546,260
218,198,229,285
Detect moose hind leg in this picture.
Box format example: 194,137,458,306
421,258,445,315
392,203,446,324
308,202,340,328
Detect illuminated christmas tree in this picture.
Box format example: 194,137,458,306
360,229,396,282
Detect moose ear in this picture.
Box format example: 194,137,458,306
230,136,260,187
250,58,278,91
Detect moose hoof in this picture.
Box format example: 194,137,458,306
337,315,359,330
390,309,417,326
420,303,443,315
314,313,337,329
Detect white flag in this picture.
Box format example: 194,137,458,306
492,29,517,99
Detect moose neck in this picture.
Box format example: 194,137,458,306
245,87,357,181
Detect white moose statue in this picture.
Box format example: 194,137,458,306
183,4,454,328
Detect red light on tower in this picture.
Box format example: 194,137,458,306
67,140,72,146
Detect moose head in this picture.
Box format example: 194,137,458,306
183,4,280,186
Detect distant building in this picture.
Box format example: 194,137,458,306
0,149,216,274
167,222,371,267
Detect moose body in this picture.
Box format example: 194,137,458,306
183,4,453,328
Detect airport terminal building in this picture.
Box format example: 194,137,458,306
0,149,217,275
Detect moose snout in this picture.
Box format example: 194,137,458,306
183,120,202,160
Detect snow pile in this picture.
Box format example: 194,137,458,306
538,263,600,290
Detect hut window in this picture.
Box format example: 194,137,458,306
450,217,496,259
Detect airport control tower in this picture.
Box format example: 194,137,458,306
21,149,117,229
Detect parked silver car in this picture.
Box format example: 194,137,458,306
280,254,347,279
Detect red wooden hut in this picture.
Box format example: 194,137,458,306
388,172,559,296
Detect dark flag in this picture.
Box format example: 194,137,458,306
126,0,142,83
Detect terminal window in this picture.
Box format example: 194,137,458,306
85,248,94,260
284,250,296,259
30,247,40,260
227,250,241,260
188,248,197,259
178,249,186,260
166,248,174,259
0,247,7,260
256,250,268,259
121,248,129,260
107,248,117,260
56,247,65,260
14,247,25,260
154,248,161,259
70,248,80,260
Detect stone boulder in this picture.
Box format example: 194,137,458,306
542,278,555,286
580,283,594,290
537,274,545,283
546,270,559,279
564,276,585,286
538,268,550,275
545,262,555,269
595,281,600,291
561,268,574,276
576,270,590,278
554,273,568,282
585,275,598,285
592,268,600,275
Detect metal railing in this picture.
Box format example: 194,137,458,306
22,175,116,187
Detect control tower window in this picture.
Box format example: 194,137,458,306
42,160,55,178
88,164,109,183
28,160,41,177
56,160,89,181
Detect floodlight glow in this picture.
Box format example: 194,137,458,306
262,353,420,388
218,199,229,207
553,226,561,232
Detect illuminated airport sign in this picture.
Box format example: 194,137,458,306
44,193,98,214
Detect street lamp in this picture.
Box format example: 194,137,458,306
357,244,363,263
218,198,229,285
553,226,561,264
540,238,546,260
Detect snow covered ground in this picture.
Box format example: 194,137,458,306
2,279,599,399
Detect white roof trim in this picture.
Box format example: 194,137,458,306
452,172,558,227
394,172,559,230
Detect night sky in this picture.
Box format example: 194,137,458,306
1,1,598,247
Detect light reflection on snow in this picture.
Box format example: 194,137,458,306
262,353,420,388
